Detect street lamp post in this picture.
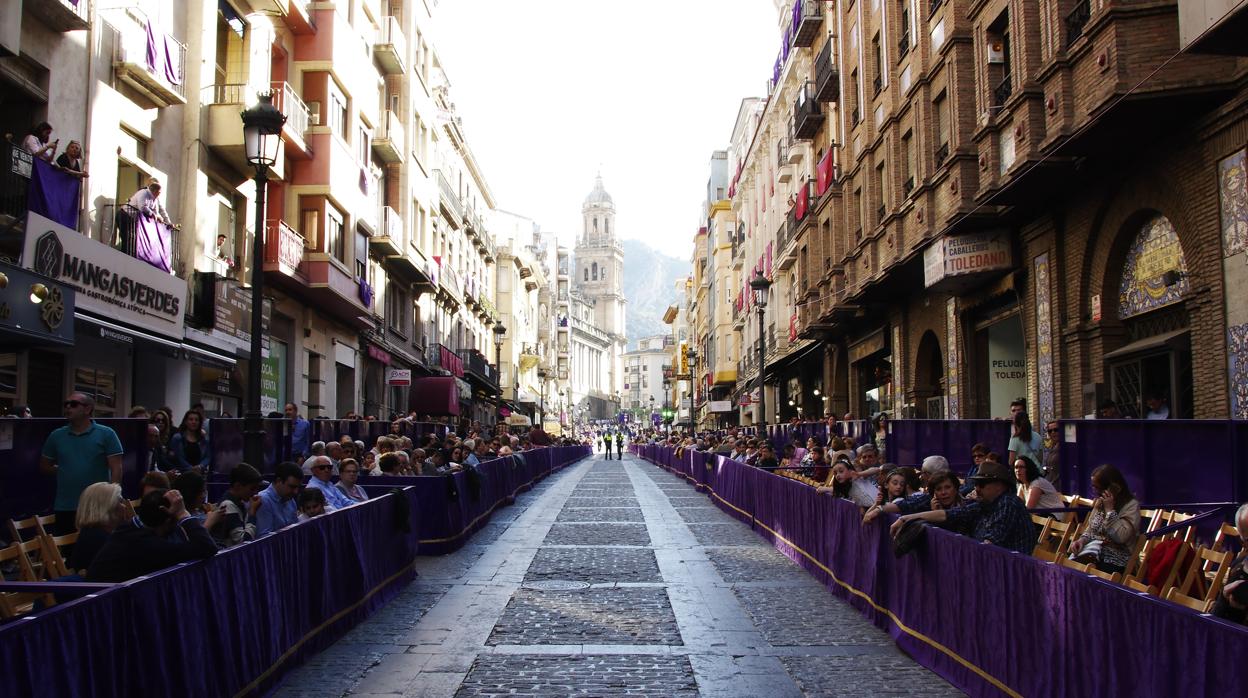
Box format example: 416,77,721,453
537,368,548,428
493,323,506,427
749,271,772,431
240,92,286,469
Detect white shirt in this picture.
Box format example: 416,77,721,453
127,187,173,226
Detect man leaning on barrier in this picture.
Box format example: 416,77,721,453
890,460,1035,555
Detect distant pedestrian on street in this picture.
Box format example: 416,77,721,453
39,392,124,535
286,402,312,460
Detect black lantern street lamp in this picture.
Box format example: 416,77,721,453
240,92,286,469
492,323,506,426
537,367,548,428
749,271,772,430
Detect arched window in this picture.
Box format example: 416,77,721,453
605,219,610,236
1118,213,1190,320
592,262,598,280
584,267,589,281
593,218,598,233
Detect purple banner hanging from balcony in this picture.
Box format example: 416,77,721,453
134,213,173,273
27,157,79,230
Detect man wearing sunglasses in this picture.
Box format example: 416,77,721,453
39,392,125,534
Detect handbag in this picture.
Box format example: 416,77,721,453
892,519,928,558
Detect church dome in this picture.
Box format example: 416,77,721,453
583,174,613,208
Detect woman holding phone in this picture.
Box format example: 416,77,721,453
1069,464,1141,574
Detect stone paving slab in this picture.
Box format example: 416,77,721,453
674,506,732,524
556,507,645,523
563,496,641,507
487,587,682,646
734,586,894,647
703,546,818,584
543,523,653,547
453,653,700,697
688,523,769,547
525,547,662,584
779,655,966,697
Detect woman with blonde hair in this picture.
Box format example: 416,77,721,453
71,482,128,574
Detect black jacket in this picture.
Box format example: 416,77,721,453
86,518,218,582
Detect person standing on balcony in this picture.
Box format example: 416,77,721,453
55,140,88,179
127,177,177,228
22,122,57,162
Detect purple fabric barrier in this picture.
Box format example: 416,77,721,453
0,488,417,697
888,420,1010,473
1057,419,1248,506
133,212,173,272
0,419,150,529
634,447,1248,698
27,157,79,229
206,418,292,471
409,446,589,554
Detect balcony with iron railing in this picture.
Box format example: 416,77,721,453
203,84,285,176
814,40,840,102
463,349,500,388
898,32,911,58
109,203,183,276
368,205,405,258
793,82,824,140
1065,0,1091,47
435,169,463,224
429,343,464,377
28,0,90,31
372,109,404,164
270,81,312,153
791,0,824,47
992,73,1013,108
263,218,307,278
373,16,406,74
111,7,187,108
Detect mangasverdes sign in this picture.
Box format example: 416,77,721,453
923,231,1012,288
23,213,186,339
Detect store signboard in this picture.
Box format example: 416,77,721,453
24,212,186,339
709,400,733,413
923,231,1012,288
387,369,412,386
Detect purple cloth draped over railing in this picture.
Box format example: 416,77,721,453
0,488,416,697
144,20,157,71
632,445,1248,698
3,445,590,697
162,34,181,85
27,157,79,229
887,419,1010,473
133,211,173,272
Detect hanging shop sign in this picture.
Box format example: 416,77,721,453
24,212,186,339
387,368,412,386
923,231,1013,289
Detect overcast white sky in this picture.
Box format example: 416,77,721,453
434,0,779,259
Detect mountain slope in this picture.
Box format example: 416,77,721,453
620,238,687,349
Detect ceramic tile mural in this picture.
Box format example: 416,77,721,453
1230,323,1248,420
1118,214,1189,320
1034,254,1055,426
946,298,960,420
1220,149,1248,259
893,324,905,415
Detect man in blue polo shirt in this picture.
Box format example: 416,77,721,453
285,402,312,460
39,392,124,534
255,461,304,535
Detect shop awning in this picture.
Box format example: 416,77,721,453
1103,329,1189,361
76,312,237,366
408,376,460,416
764,339,822,379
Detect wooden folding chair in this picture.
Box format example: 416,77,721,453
7,515,56,578
1155,510,1197,544
6,514,55,543
39,530,78,579
1124,540,1192,598
1166,547,1234,613
0,541,55,616
1033,516,1076,563
1212,522,1243,555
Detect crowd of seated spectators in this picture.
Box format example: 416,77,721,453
630,415,1247,626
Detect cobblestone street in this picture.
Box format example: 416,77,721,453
275,455,963,697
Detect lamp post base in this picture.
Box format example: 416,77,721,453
243,411,266,469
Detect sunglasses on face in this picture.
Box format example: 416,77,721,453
312,464,330,471
1046,428,1059,434
64,400,84,408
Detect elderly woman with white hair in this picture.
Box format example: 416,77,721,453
70,482,128,574
1213,503,1248,625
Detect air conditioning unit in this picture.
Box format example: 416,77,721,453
987,40,1006,64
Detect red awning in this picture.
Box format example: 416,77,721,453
409,376,460,416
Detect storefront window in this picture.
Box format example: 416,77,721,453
74,366,117,417
858,356,892,418
0,353,16,413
